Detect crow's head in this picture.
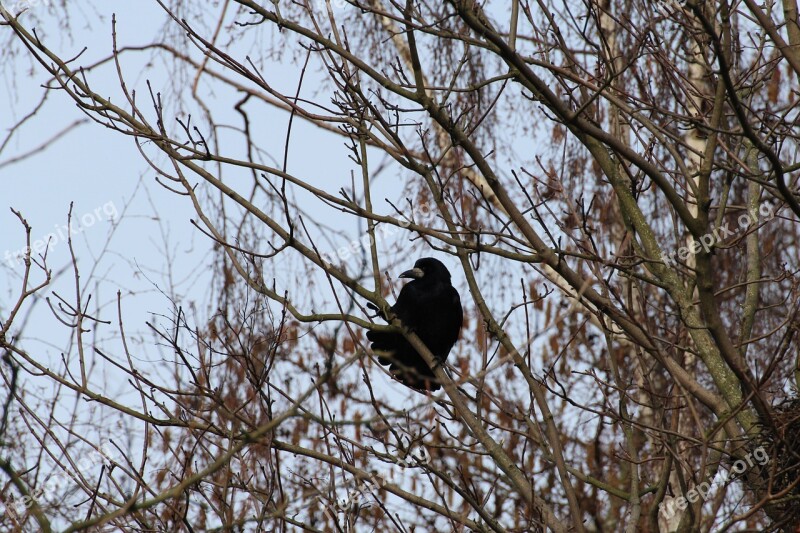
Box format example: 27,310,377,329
400,257,452,285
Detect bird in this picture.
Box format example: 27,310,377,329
366,257,463,391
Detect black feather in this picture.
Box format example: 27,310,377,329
366,257,463,391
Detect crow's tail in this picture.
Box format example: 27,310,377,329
366,330,440,391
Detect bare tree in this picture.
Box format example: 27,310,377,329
2,0,800,531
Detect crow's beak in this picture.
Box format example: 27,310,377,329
399,267,424,279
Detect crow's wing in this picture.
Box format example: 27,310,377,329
367,279,462,391
394,282,462,359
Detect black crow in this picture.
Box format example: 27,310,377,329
367,257,463,391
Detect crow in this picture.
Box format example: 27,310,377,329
367,257,463,391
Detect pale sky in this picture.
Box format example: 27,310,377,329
0,0,472,405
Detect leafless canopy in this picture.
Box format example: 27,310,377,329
2,0,800,531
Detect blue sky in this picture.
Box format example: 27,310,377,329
0,0,464,404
